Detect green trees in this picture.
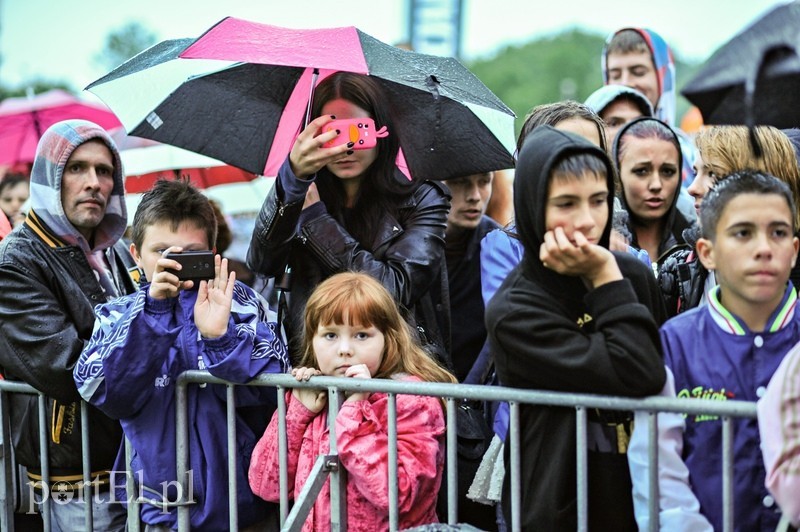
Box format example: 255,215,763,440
465,27,700,135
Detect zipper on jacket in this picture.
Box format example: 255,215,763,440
300,228,340,271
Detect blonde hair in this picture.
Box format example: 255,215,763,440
299,272,457,384
695,125,800,226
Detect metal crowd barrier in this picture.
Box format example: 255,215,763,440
0,372,758,532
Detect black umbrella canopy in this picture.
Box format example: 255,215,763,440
682,0,800,129
86,20,516,180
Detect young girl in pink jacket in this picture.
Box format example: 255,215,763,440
248,272,456,531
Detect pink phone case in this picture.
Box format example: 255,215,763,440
322,118,389,150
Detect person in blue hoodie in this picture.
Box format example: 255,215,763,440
74,179,290,531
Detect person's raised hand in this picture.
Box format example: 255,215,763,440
540,227,622,288
303,182,320,210
194,255,235,339
291,367,327,413
148,246,193,300
289,115,355,179
343,363,371,402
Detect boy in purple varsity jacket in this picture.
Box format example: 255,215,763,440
637,170,800,530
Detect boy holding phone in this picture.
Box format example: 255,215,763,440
73,179,290,530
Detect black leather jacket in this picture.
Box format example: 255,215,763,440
248,173,451,364
0,219,140,475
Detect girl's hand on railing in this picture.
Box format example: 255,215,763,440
291,367,327,413
343,364,371,402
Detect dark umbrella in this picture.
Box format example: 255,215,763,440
86,17,516,181
682,0,800,133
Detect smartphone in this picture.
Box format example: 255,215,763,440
165,250,215,281
322,117,388,150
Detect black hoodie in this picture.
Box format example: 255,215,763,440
485,126,667,531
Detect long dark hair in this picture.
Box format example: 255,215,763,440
310,73,416,246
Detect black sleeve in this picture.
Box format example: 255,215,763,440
488,276,666,396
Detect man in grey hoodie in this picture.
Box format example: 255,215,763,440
0,119,139,531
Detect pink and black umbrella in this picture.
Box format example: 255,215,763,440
86,17,516,181
0,89,122,167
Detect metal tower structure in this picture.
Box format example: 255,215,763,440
407,0,464,59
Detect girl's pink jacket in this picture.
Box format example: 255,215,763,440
249,375,446,531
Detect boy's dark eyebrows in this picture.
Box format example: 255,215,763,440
724,220,792,231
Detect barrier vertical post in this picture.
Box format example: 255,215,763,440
647,411,660,532
722,417,734,532
327,387,346,531
125,438,140,532
37,394,51,532
575,406,588,532
387,393,398,532
0,390,14,532
226,385,238,531
277,386,288,527
79,402,93,529
509,401,520,532
176,382,190,531
446,397,458,524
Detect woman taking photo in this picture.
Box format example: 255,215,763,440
247,72,450,363
613,117,690,266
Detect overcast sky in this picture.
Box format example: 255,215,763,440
0,0,790,95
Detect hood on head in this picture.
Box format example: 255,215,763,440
611,116,684,245
513,125,616,261
584,84,654,118
781,128,800,165
602,27,676,126
29,119,127,251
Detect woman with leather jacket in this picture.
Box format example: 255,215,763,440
247,72,451,364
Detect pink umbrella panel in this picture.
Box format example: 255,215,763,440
0,89,122,166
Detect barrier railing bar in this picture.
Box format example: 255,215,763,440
177,372,758,419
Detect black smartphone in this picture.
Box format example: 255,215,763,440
165,251,215,281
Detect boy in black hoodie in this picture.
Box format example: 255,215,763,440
485,125,667,530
